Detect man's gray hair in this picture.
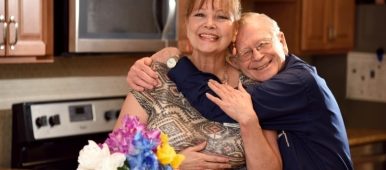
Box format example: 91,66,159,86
239,12,281,35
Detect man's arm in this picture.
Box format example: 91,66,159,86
206,81,282,170
127,47,234,122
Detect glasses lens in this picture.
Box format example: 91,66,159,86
239,51,251,61
257,41,272,52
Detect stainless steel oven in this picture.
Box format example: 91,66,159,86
11,96,124,170
54,0,178,54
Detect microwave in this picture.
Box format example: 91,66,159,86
54,0,178,54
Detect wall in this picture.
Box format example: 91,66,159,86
0,54,142,167
312,54,386,129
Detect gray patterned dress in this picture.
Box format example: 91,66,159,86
131,62,246,168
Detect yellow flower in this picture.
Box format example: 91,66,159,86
156,133,185,168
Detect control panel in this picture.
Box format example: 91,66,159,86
28,97,124,140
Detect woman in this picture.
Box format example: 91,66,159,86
116,0,281,169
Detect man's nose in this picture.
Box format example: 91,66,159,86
251,48,264,61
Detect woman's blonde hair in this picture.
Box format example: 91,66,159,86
185,0,242,21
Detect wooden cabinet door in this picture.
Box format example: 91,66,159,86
6,0,47,56
327,0,354,50
0,0,5,56
301,0,329,51
301,0,354,52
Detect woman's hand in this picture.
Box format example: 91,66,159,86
206,80,257,124
179,142,231,170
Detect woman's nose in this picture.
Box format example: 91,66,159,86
204,17,216,29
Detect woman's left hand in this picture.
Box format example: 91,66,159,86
179,142,231,170
206,80,257,123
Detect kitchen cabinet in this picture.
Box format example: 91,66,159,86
301,0,355,52
242,0,355,55
0,0,53,63
177,0,192,54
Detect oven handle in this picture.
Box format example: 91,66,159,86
161,0,176,40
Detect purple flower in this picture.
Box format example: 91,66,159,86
104,115,162,169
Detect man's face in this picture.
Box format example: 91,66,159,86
235,17,287,82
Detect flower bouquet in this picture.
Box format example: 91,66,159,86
77,115,185,170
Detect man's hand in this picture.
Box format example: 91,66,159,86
206,80,257,124
152,47,181,63
179,142,231,170
127,47,181,91
127,57,158,91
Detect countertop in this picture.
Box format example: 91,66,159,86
348,128,386,146
3,128,386,170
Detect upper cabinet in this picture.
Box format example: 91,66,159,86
301,0,355,53
0,0,53,64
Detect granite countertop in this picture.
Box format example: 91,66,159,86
347,128,386,146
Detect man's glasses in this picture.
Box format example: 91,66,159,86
237,38,273,61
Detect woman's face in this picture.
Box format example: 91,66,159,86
186,0,237,55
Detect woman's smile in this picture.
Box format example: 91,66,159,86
199,33,220,41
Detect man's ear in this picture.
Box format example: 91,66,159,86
226,55,241,69
278,32,289,55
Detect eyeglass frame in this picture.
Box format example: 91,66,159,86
237,37,276,62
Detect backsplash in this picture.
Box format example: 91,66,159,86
0,110,11,167
0,55,141,167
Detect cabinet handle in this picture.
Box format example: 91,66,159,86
0,15,6,50
8,16,18,50
328,26,336,41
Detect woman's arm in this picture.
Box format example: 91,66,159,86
206,80,282,170
114,93,149,129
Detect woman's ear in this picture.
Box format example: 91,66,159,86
226,55,240,70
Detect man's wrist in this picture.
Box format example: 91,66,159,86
166,55,180,69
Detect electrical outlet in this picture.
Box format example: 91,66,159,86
346,52,386,103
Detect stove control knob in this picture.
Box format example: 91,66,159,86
48,114,61,127
35,116,48,128
104,110,115,121
115,110,121,119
